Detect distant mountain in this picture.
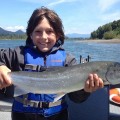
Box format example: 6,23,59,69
0,27,90,38
15,30,25,35
0,27,13,35
0,27,25,35
66,33,90,38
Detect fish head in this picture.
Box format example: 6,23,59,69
106,62,120,85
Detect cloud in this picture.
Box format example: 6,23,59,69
5,26,26,32
98,0,119,12
18,0,46,3
18,0,77,6
47,0,66,7
47,0,77,7
101,11,120,21
17,0,50,5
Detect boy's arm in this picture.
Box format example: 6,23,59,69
65,53,91,103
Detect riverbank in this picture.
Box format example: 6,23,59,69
76,39,120,44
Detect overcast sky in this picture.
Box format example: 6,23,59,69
0,0,120,34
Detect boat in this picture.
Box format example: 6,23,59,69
1,57,120,120
1,86,120,120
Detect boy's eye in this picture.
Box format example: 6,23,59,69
35,30,42,33
47,30,54,34
34,29,55,36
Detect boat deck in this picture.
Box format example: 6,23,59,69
0,101,120,120
1,85,120,120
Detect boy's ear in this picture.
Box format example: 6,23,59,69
56,35,60,41
30,34,33,39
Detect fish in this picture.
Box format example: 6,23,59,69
7,61,120,96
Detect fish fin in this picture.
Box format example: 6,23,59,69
53,92,66,103
14,85,28,97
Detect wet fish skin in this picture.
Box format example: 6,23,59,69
8,61,120,96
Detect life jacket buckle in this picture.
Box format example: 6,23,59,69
15,96,65,108
23,98,38,108
38,102,49,108
24,64,47,72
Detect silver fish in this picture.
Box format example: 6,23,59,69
8,61,120,96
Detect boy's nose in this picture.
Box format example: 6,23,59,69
42,31,48,39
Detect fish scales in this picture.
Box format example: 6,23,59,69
7,61,120,96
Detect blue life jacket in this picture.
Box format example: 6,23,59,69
12,47,68,117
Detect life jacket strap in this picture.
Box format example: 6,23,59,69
25,64,47,72
15,96,65,108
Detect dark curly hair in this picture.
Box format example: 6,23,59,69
26,7,65,45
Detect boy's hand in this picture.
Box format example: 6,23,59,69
84,74,104,93
0,65,12,89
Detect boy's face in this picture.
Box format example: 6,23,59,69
31,17,59,52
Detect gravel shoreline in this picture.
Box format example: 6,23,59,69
77,39,120,44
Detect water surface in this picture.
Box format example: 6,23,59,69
0,39,120,62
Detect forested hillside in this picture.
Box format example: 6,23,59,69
0,27,26,39
91,19,120,39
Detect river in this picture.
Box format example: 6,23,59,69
0,39,120,62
